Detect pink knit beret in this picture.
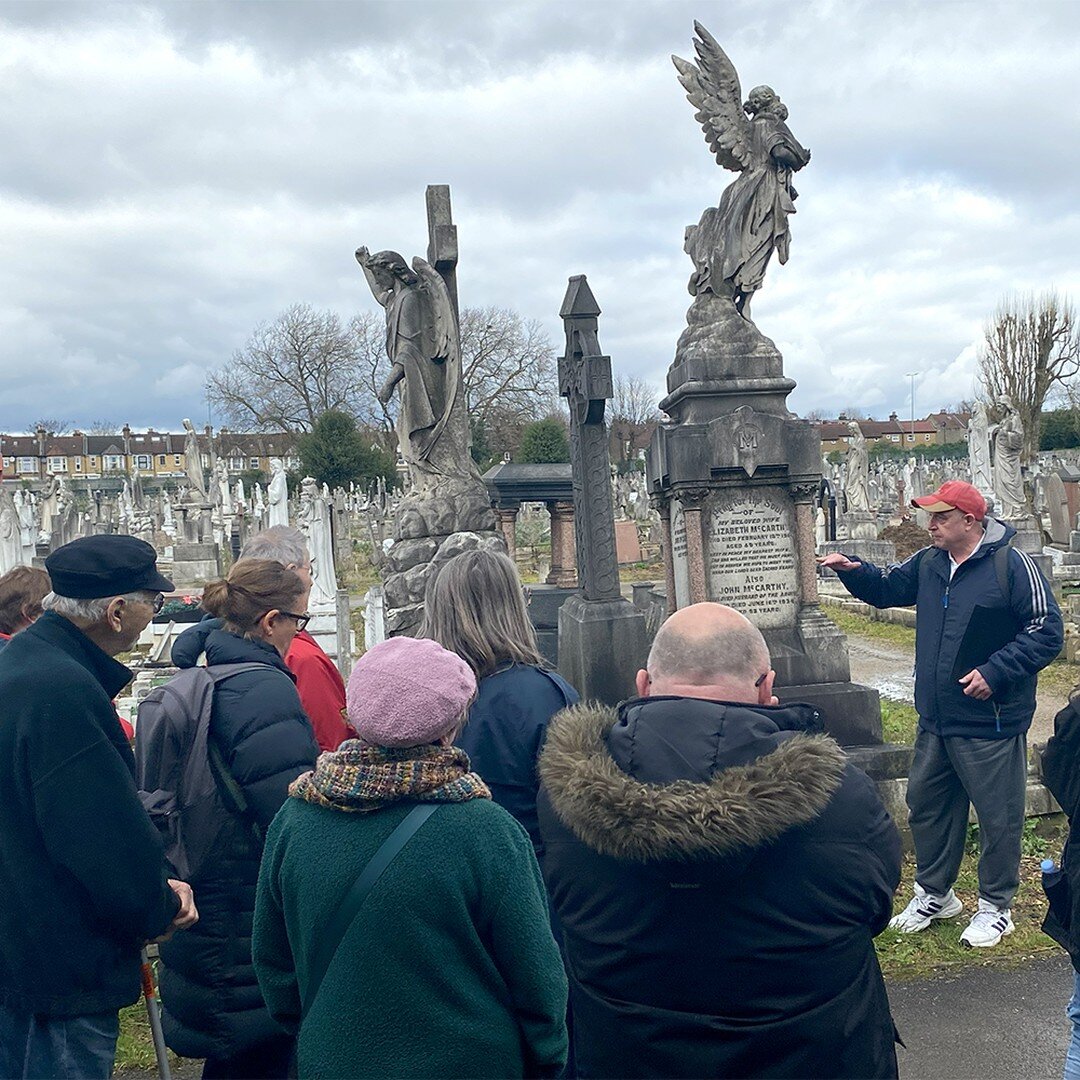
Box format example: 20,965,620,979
345,637,477,748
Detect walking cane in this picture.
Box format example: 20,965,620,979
140,947,172,1080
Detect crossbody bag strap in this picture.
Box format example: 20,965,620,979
301,802,441,1023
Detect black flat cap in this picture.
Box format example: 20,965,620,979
45,535,175,599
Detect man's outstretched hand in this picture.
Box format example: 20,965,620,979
817,553,862,572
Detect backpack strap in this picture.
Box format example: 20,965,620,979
301,803,441,1023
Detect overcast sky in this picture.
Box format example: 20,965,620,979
1,0,1078,433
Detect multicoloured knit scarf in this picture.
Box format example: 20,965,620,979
289,742,490,813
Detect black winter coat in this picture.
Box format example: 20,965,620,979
0,613,178,1016
1039,696,1080,967
158,629,318,1060
537,696,902,1080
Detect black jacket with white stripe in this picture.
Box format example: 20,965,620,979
836,517,1062,738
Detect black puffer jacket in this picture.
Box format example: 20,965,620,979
158,629,318,1060
538,696,902,1079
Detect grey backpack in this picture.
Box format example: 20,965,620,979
135,663,268,881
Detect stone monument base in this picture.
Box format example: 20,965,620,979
526,584,578,669
1006,513,1053,578
557,595,649,705
171,542,221,589
382,478,504,637
773,681,883,747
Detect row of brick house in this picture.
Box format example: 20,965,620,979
0,426,300,484
816,411,970,455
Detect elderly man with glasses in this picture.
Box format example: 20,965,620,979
821,480,1062,948
0,535,198,1079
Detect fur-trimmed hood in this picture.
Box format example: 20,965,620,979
538,698,847,863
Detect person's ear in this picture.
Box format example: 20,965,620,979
758,669,777,707
635,669,651,698
105,596,126,632
259,609,280,637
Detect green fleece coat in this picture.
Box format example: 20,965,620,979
253,796,568,1080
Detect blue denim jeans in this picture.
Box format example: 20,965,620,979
1065,972,1080,1080
0,1004,119,1079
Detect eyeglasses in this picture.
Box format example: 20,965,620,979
277,610,311,631
149,593,165,613
754,671,770,688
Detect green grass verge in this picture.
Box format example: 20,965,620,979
880,698,918,744
823,603,917,651
876,817,1067,980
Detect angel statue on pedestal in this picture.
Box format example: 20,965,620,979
356,246,479,493
674,23,811,320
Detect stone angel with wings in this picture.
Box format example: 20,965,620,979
356,246,476,492
674,23,811,320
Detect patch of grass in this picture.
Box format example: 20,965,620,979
880,698,918,744
1038,658,1080,705
115,1001,190,1074
876,816,1068,980
823,604,916,652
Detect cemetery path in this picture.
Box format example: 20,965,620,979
889,950,1071,1080
844,629,1059,745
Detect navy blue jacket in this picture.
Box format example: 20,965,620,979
538,697,901,1078
158,629,318,1060
455,663,578,854
0,613,178,1016
836,518,1062,738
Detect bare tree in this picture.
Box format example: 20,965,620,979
87,420,120,435
30,418,70,434
977,291,1080,461
207,303,376,433
609,374,661,462
458,307,558,432
348,310,397,442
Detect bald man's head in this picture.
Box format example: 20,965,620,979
638,603,774,704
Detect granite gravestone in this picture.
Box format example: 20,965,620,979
647,24,882,745
555,276,647,704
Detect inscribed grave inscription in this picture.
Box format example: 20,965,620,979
708,491,799,629
670,500,690,609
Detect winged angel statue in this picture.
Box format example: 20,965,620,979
674,24,810,320
356,246,474,492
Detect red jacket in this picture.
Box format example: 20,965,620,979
285,630,349,751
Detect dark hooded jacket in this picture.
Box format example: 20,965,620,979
158,628,319,1060
537,696,901,1080
835,517,1062,738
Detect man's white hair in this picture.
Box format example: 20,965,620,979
239,526,309,568
42,590,154,623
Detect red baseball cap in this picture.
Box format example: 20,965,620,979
912,480,986,520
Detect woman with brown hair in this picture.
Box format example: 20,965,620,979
420,548,578,855
157,559,319,1080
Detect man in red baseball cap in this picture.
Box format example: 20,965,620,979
820,478,1062,948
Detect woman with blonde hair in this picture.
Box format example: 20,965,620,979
420,548,578,854
157,559,319,1079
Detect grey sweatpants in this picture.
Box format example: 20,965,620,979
908,726,1027,909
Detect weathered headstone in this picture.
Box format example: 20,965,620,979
555,276,647,704
1045,472,1070,546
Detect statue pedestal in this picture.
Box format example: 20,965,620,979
647,294,884,746
1006,513,1053,578
557,596,649,705
381,478,504,636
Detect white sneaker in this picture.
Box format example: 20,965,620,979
959,900,1014,948
889,884,963,933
